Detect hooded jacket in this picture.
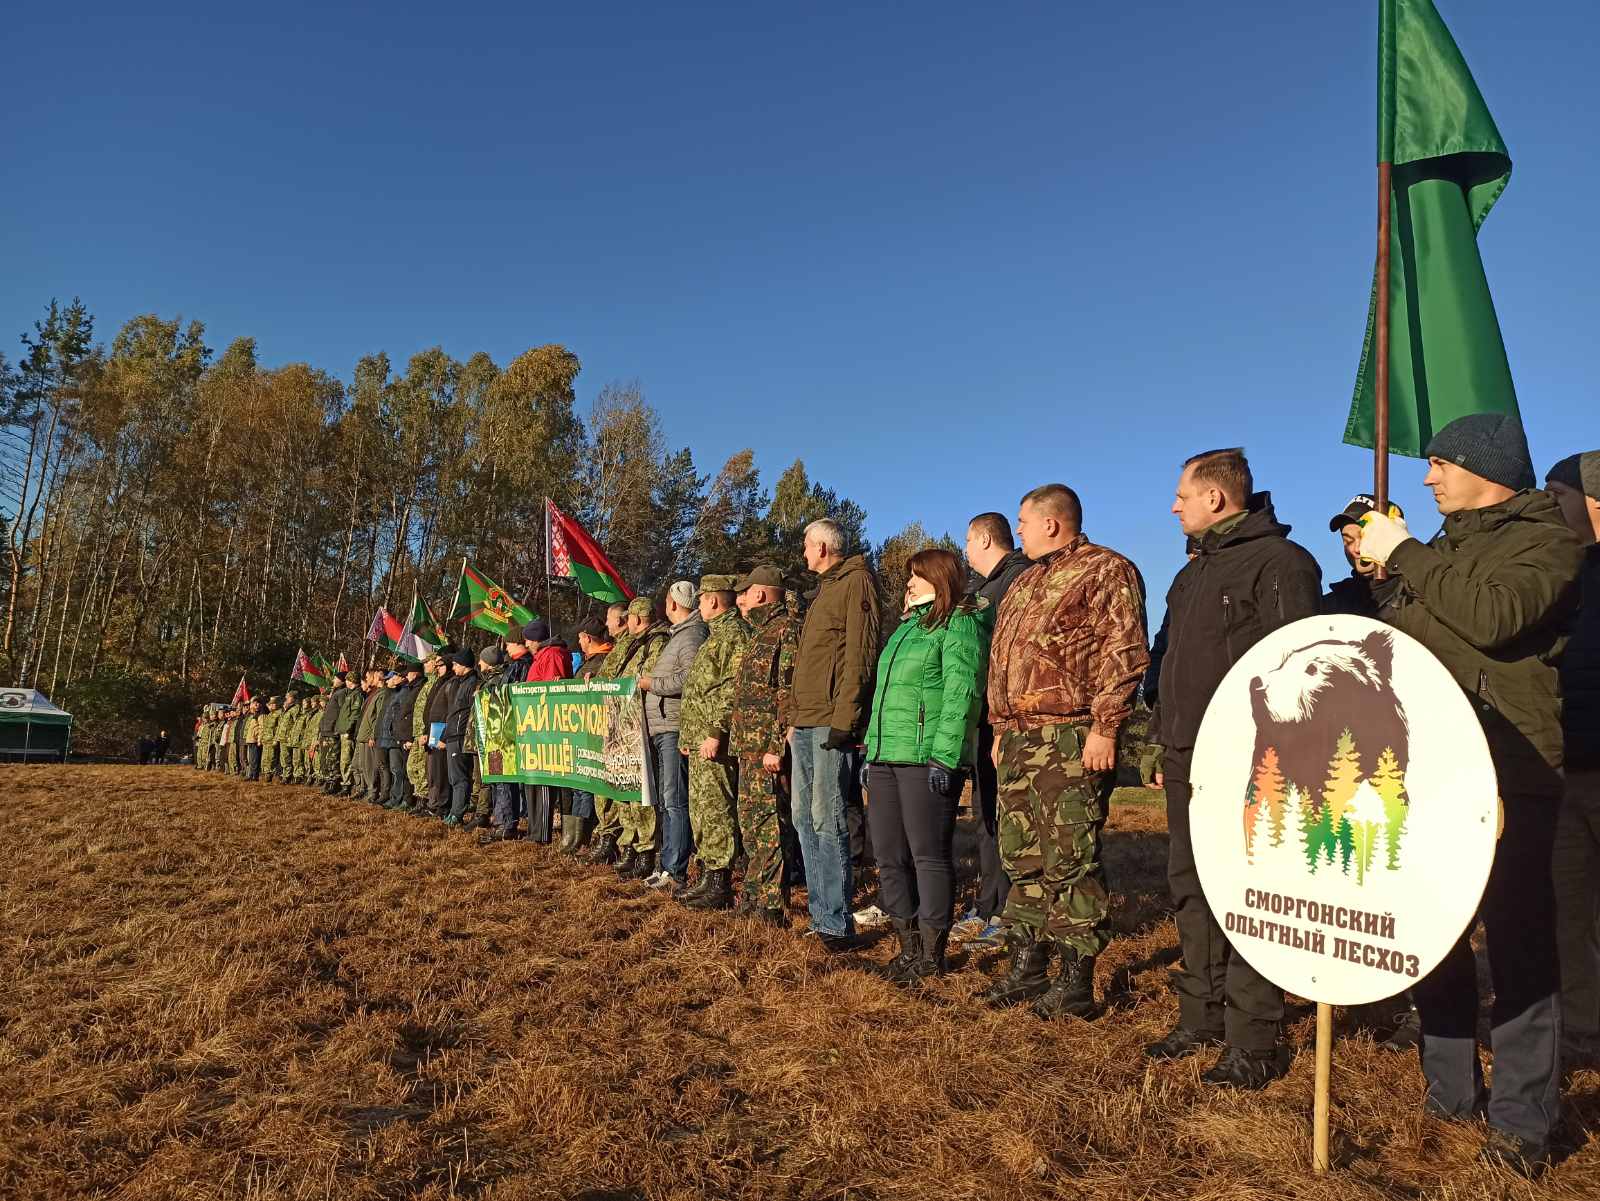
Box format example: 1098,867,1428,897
527,638,573,683
356,686,386,744
790,554,882,733
443,670,480,746
975,548,1032,609
642,612,708,735
317,685,343,740
382,679,421,747
332,684,363,736
1150,494,1322,781
866,596,992,770
1383,488,1583,795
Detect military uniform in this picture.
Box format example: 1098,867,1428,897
616,613,671,857
983,533,1148,1014
408,666,442,802
283,699,306,782
679,578,751,887
729,575,801,913
258,701,280,780
587,629,637,846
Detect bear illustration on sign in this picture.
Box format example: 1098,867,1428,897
1242,630,1411,883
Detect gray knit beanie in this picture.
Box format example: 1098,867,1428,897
1546,451,1600,501
1422,413,1535,492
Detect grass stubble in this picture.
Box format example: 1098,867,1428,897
0,766,1595,1200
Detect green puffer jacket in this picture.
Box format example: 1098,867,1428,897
864,597,992,770
1385,488,1583,798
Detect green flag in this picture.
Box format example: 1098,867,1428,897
449,560,536,639
1346,0,1517,457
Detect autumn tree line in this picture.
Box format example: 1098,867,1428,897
0,299,949,753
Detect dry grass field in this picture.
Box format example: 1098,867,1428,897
2,765,1596,1200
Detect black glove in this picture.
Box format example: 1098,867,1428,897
859,761,871,792
822,727,855,751
928,761,959,798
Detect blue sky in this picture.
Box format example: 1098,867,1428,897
3,1,1596,598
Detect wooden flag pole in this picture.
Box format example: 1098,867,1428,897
1374,161,1393,514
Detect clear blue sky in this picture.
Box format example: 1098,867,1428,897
3,1,1596,598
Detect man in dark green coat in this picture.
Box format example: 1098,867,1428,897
1357,413,1582,1174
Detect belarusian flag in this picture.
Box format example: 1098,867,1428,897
1346,0,1518,457
366,607,421,661
336,652,350,674
449,560,536,638
546,499,633,604
292,648,334,688
397,590,448,660
231,676,250,705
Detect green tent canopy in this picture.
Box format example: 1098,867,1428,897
0,687,73,762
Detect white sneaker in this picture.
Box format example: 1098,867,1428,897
646,871,676,891
852,904,890,930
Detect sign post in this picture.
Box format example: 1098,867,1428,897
1188,615,1498,1174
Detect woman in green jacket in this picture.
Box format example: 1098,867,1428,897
863,547,993,982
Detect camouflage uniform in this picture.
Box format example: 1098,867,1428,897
301,701,322,781
259,702,281,780
617,620,670,853
679,595,751,872
729,596,800,909
283,700,307,782
589,630,637,841
988,536,1148,958
408,668,441,798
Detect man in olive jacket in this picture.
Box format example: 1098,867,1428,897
789,518,880,945
1358,414,1582,1173
332,670,363,795
1547,451,1600,1073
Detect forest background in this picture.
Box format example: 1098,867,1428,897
0,299,957,754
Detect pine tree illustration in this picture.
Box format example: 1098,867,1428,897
1281,784,1304,854
1321,729,1363,830
1253,747,1288,850
1248,790,1273,864
1336,814,1355,875
1346,779,1385,885
1370,746,1409,871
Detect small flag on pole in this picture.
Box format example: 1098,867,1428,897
231,676,250,705
449,560,536,638
547,499,634,604
366,607,421,661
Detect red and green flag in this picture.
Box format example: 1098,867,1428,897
449,560,536,639
291,648,334,689
366,606,422,662
336,652,350,674
546,499,633,604
231,676,250,705
1346,0,1518,457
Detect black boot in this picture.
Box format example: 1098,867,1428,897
626,850,657,880
872,919,920,982
677,866,716,905
898,926,949,985
1031,948,1097,1019
1144,1023,1224,1061
1200,1044,1293,1089
980,927,1053,1008
683,868,734,912
613,846,638,878
584,833,619,866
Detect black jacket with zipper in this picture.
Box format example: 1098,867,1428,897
1149,493,1322,782
1564,545,1600,770
443,671,480,747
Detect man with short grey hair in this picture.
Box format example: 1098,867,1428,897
790,520,880,948
638,580,709,889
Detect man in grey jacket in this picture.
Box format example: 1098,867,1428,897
639,579,709,888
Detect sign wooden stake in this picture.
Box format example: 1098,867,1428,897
1313,1002,1333,1173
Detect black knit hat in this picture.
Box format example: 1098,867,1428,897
1547,451,1600,501
1423,413,1535,492
450,649,475,670
478,646,505,668
522,618,550,644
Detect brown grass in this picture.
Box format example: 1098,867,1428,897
0,766,1595,1200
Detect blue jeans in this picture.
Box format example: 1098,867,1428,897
790,726,857,936
491,782,521,832
570,790,596,820
652,731,691,880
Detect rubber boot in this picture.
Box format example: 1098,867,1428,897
899,925,950,985
980,926,1053,1008
559,814,582,854
683,868,734,912
1031,948,1098,1019
869,918,920,983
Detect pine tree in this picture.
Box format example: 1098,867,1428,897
1252,747,1287,848
1320,729,1363,829
1247,789,1273,864
1346,779,1385,885
1370,745,1409,871
1280,783,1304,854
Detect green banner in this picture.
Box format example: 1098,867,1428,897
473,677,647,803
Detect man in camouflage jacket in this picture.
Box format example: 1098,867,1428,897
612,596,672,877
984,483,1148,1021
676,575,753,910
259,696,282,782
728,566,801,923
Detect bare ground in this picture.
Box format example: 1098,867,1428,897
0,765,1595,1200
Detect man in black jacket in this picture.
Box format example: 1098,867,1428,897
1320,494,1405,618
383,664,423,809
1547,450,1600,1074
442,651,480,826
1146,448,1321,1088
951,511,1033,947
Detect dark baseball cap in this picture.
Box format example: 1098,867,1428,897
734,565,785,591
1328,494,1404,532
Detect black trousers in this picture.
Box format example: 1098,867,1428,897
446,742,473,817
867,764,958,933
1414,792,1561,1149
387,748,411,807
973,722,1011,920
1166,777,1283,1051
373,746,394,804
427,746,449,813
247,744,262,780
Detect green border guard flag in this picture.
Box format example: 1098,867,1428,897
450,559,536,639
1346,0,1518,457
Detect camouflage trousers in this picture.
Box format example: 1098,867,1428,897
261,743,280,778
617,797,658,852
689,754,739,871
996,722,1114,958
593,794,622,839
737,757,784,909
406,742,429,796
291,745,309,782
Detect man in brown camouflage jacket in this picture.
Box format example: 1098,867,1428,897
728,566,801,925
984,483,1148,1021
